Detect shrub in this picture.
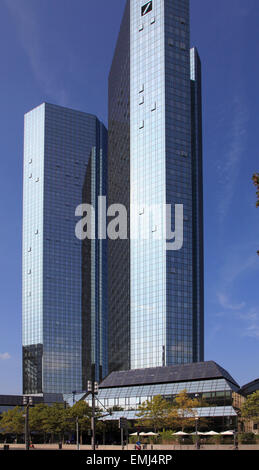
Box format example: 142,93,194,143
205,436,222,445
238,433,256,444
159,430,174,444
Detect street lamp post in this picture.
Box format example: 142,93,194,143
88,379,99,451
194,394,200,451
195,417,200,450
72,380,111,451
92,385,96,451
234,430,239,450
76,416,79,451
23,396,33,451
119,418,128,450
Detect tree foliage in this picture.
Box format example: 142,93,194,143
167,390,201,431
37,403,66,437
136,390,206,433
241,391,259,424
136,395,170,432
28,403,69,442
0,401,93,442
0,407,25,436
0,392,209,441
29,403,48,434
68,400,91,434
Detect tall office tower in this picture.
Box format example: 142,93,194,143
108,0,204,371
22,103,107,394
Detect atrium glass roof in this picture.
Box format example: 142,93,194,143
96,378,235,400
99,361,240,389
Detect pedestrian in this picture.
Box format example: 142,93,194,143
135,441,141,450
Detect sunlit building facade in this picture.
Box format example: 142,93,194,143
108,0,131,373
108,0,204,372
22,103,107,394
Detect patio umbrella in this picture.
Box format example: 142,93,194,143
139,432,148,436
130,432,138,436
145,432,158,436
172,431,189,436
221,431,235,435
190,431,205,435
203,431,220,436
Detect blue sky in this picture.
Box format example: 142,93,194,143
0,0,258,394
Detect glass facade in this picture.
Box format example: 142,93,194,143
108,0,204,371
94,378,236,409
190,47,204,362
23,103,107,394
65,362,240,429
76,376,238,426
130,0,167,369
82,136,108,386
0,394,63,416
99,407,237,422
108,0,131,373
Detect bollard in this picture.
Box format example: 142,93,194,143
58,442,62,450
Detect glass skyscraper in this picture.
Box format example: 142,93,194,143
108,0,204,370
108,0,131,373
22,102,107,394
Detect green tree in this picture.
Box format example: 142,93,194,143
68,401,92,444
29,403,50,442
0,407,25,439
167,390,201,431
40,403,68,443
241,391,259,424
252,173,259,255
136,395,170,433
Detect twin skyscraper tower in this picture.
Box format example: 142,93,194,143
22,0,204,395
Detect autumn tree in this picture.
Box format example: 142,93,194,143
167,390,201,431
136,391,207,433
136,395,170,433
241,391,259,424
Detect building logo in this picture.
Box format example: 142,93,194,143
141,1,152,16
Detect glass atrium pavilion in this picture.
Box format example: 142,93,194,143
65,361,241,430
